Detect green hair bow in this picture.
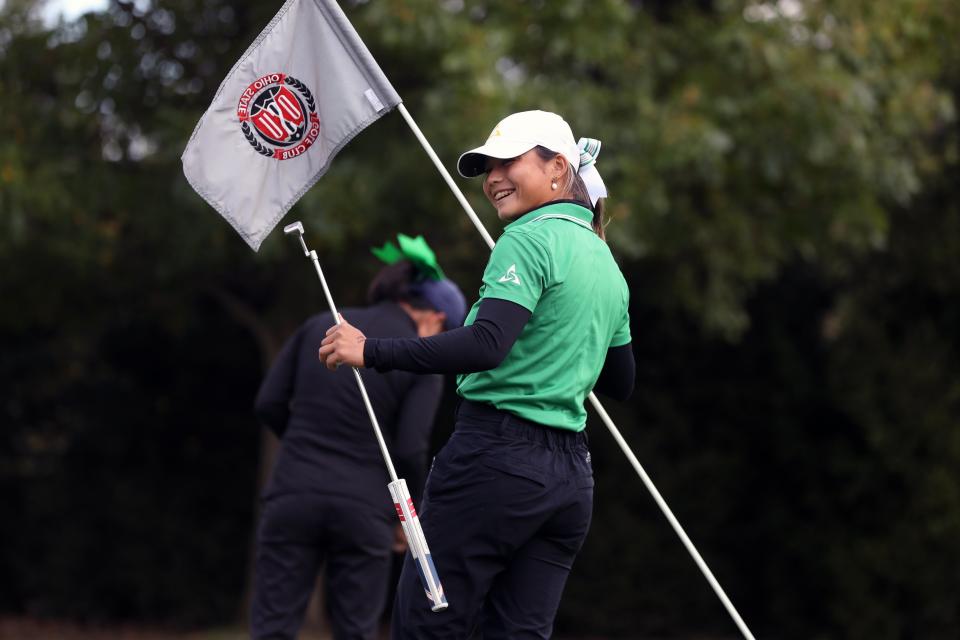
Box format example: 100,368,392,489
371,233,445,281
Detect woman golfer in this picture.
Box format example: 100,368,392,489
320,110,635,639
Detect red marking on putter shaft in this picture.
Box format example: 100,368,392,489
394,498,418,521
388,478,447,610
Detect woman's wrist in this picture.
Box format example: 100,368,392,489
362,337,378,369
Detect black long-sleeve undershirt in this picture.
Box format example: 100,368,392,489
594,343,635,401
363,298,635,400
364,298,529,374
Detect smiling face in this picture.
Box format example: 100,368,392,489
483,149,568,221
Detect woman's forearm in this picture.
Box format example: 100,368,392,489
364,298,531,374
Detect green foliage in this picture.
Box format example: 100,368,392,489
1,0,959,637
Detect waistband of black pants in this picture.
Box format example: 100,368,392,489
455,399,588,451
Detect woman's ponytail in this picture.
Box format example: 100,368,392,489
591,197,607,241
569,167,606,241
535,145,607,241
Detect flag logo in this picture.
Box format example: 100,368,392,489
236,73,321,161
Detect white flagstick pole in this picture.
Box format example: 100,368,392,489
395,102,756,640
587,394,756,640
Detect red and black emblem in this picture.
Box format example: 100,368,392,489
237,73,320,161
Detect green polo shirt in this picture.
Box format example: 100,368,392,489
456,201,631,431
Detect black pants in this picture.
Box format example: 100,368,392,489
251,493,394,640
391,400,594,639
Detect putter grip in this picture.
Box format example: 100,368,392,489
388,479,448,611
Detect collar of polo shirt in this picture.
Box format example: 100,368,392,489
504,201,593,231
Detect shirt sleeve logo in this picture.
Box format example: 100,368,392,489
497,264,521,285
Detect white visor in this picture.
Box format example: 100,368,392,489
456,110,580,178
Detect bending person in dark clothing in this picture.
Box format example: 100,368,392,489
250,235,467,640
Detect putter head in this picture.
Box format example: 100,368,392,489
283,221,310,256
283,221,305,237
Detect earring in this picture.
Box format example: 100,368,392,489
551,179,558,190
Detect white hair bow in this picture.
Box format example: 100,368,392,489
577,137,608,206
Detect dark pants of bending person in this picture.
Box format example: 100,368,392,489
251,493,394,640
391,400,594,639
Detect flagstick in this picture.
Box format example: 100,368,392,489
395,102,757,640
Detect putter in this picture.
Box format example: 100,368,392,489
283,221,448,612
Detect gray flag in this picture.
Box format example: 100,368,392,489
182,0,401,250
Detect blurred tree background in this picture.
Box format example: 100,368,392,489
1,0,958,637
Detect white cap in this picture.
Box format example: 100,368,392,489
457,110,580,178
